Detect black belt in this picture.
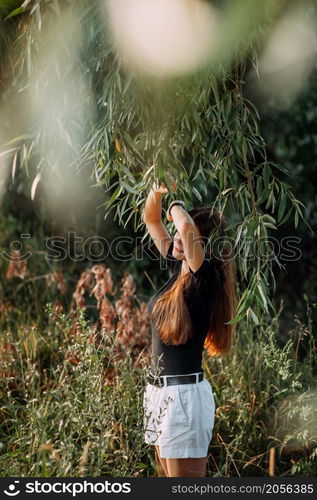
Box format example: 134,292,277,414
147,371,204,387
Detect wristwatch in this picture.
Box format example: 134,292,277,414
167,200,185,218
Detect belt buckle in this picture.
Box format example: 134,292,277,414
149,370,202,386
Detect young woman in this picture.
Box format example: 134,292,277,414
142,177,236,477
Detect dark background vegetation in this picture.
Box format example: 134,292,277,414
0,0,316,477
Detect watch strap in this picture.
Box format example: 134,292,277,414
167,200,185,218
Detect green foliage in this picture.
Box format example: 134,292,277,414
0,0,312,327
0,0,22,18
1,297,316,476
256,65,317,332
0,305,152,476
0,0,316,478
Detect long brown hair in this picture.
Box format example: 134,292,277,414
150,206,236,357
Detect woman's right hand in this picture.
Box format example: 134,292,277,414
152,173,177,194
152,181,169,194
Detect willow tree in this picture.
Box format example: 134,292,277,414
0,0,312,327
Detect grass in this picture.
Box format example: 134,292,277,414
1,290,316,477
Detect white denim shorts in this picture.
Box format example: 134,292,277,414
142,374,216,459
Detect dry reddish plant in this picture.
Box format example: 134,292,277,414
38,444,61,463
0,343,18,381
135,302,151,350
0,301,14,318
72,270,95,308
104,366,116,386
114,272,150,352
99,296,117,334
69,265,151,375
52,300,64,314
5,250,28,280
66,352,82,366
46,270,68,294
67,306,83,337
90,264,115,308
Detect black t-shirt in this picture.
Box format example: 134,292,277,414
147,239,225,376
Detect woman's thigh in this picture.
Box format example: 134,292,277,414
155,445,168,476
165,456,207,477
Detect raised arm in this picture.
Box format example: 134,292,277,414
168,205,205,273
142,177,176,259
